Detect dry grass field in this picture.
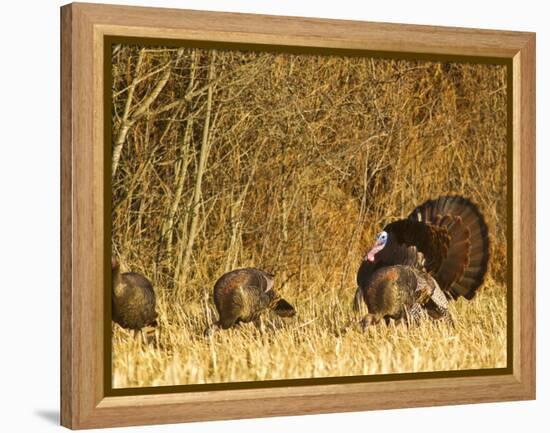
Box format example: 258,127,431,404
111,45,508,388
112,279,506,387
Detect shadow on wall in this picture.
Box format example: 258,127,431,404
34,409,58,425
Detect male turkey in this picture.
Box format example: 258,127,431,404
112,259,158,340
204,268,296,335
354,195,489,328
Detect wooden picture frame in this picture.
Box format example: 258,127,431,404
60,2,536,429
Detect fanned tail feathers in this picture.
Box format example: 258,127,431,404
409,196,489,299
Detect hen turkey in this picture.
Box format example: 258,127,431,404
112,259,158,336
205,268,296,335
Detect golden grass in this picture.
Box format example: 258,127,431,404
113,278,506,388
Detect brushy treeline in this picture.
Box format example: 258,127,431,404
112,45,507,305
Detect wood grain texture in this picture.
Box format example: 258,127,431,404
60,4,73,429
60,2,536,429
512,35,536,396
80,2,532,56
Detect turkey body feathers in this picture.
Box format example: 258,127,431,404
383,219,450,273
360,265,450,327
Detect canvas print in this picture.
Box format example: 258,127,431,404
110,43,508,388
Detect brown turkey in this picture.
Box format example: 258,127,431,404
112,259,158,341
204,268,296,336
354,195,489,328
